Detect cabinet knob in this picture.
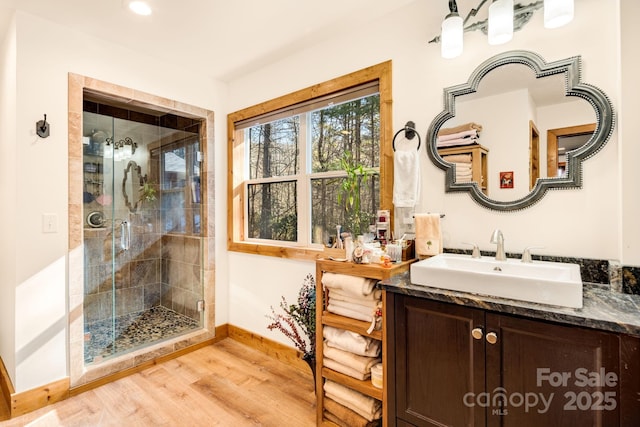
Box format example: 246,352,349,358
471,328,484,340
486,332,498,344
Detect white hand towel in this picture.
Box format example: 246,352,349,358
415,213,443,257
393,149,420,208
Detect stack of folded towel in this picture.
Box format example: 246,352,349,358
322,273,382,325
323,325,381,358
437,122,483,148
321,272,384,425
441,153,473,183
323,342,381,381
324,380,382,424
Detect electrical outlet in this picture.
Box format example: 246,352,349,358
42,213,58,233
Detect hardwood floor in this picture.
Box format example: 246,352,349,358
0,339,316,426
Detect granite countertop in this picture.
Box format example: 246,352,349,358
379,271,640,337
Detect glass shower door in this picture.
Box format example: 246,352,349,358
82,109,204,365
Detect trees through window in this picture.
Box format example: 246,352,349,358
228,62,392,259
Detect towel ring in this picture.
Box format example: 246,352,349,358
392,120,421,151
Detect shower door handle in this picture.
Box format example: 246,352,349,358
121,220,131,251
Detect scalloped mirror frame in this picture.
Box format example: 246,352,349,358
426,50,616,211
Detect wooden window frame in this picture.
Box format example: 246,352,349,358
227,61,393,260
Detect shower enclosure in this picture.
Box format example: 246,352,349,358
82,99,204,365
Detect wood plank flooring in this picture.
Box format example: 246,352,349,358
0,339,316,426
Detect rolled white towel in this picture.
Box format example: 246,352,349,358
323,326,381,357
324,342,380,374
437,128,478,141
323,358,370,381
322,272,377,297
442,154,472,163
324,380,382,422
436,136,478,147
327,303,373,322
330,288,381,303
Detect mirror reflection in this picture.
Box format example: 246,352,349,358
123,160,144,213
427,50,615,211
438,64,595,201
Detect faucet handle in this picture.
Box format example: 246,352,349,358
522,246,544,263
462,242,481,259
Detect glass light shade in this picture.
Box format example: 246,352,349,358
544,0,574,29
122,144,133,159
103,145,113,159
128,1,152,16
441,13,463,59
488,0,514,45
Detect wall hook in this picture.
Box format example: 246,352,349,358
36,114,50,138
404,120,416,140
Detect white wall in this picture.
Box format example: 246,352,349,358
620,0,640,264
451,89,532,199
3,11,227,392
0,16,17,384
225,0,629,349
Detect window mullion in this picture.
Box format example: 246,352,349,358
298,113,310,246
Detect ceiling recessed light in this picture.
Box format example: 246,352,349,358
128,1,152,16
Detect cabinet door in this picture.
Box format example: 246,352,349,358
395,296,486,426
485,313,620,427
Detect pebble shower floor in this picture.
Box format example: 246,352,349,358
84,306,200,364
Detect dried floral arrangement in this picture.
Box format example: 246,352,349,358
266,273,316,360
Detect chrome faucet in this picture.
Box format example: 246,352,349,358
490,229,506,261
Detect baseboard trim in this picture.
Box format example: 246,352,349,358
4,324,230,419
2,324,306,420
70,324,229,397
228,324,307,372
0,356,14,413
10,377,70,418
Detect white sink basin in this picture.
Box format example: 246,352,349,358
410,253,583,308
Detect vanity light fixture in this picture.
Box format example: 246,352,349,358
104,136,138,161
441,2,464,59
432,0,574,59
126,0,152,16
488,0,514,45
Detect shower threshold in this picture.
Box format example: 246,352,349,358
84,306,200,365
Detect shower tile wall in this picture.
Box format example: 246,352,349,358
84,220,201,324
84,209,164,323
162,234,201,321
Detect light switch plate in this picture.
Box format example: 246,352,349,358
42,213,58,233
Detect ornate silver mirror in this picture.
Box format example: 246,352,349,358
426,50,615,211
123,160,144,213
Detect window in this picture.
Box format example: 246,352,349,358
150,134,202,235
228,61,393,260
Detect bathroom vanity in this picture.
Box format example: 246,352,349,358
380,274,640,427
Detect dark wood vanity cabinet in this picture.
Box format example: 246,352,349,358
385,293,640,427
